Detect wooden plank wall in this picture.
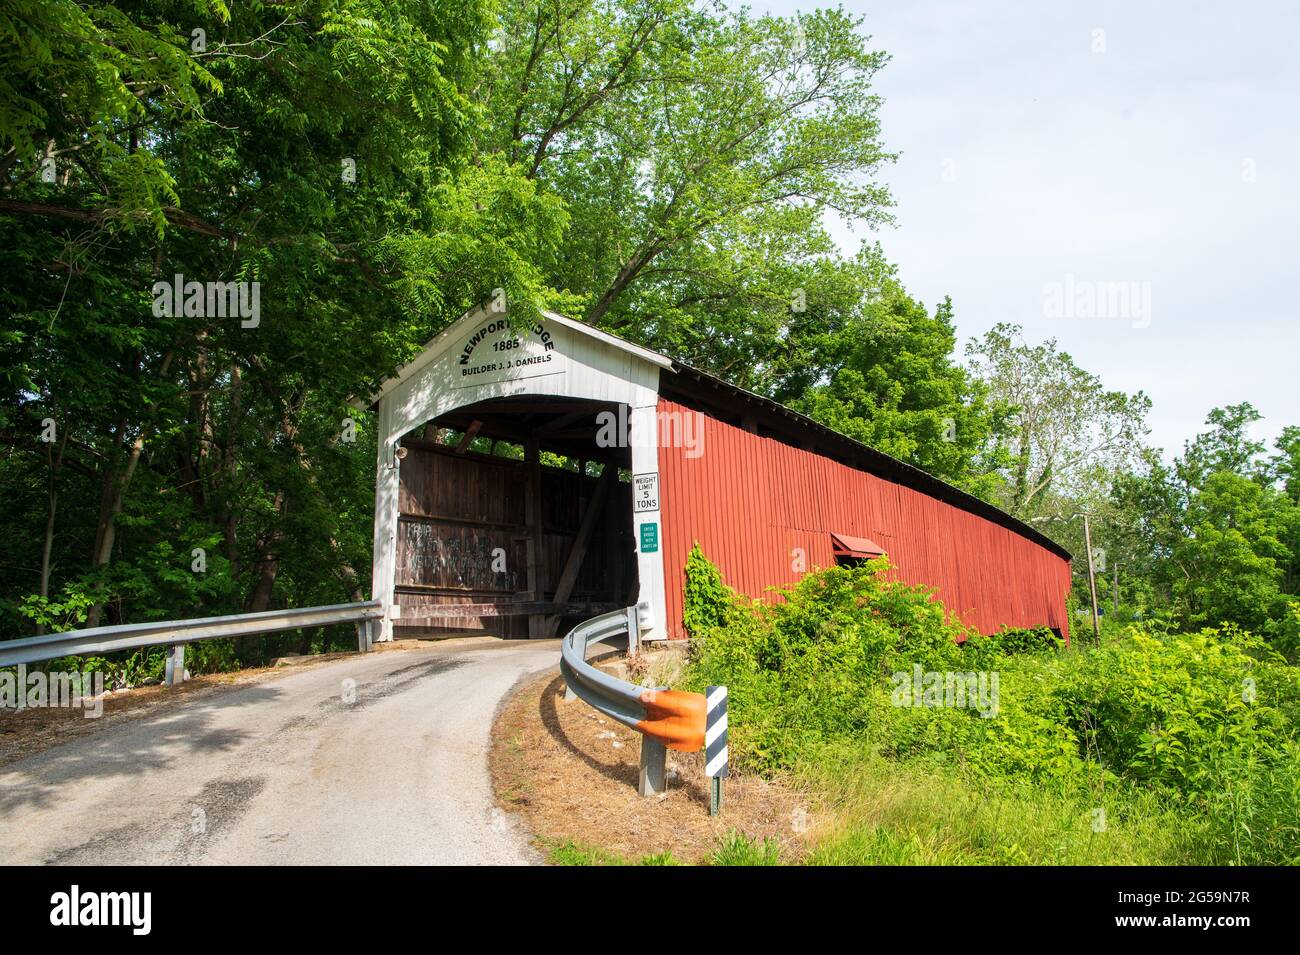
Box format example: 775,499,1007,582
394,443,635,637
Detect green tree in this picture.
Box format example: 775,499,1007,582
1178,403,1268,489
1269,425,1300,503
0,1,565,642
966,322,1150,518
482,2,998,483
484,1,895,358
1173,471,1290,632
790,272,1002,491
1111,407,1300,637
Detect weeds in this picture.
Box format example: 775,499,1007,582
681,556,1300,865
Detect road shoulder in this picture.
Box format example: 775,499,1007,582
489,658,813,864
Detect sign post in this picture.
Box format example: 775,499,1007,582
706,685,728,815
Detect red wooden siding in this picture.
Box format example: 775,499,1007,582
656,398,1071,641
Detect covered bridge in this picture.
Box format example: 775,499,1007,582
358,305,1072,643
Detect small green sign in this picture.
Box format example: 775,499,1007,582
639,523,659,553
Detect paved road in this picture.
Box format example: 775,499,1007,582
0,639,560,865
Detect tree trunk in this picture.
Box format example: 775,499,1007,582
246,490,287,614
1011,423,1032,516
84,429,149,628
85,350,176,628
37,427,70,635
178,335,211,512
223,363,242,574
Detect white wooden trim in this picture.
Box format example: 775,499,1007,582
357,304,672,408
539,310,674,370
369,307,670,641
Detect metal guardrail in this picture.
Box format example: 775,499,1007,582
560,606,648,724
560,604,717,798
0,601,384,682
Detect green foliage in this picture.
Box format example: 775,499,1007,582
1057,627,1297,794
636,851,682,866
0,0,222,219
1273,601,1300,662
477,2,1008,484
682,560,1300,864
803,752,1204,865
487,1,896,329
17,586,95,631
1178,403,1268,489
682,543,730,637
1110,404,1300,643
41,646,166,689
1204,744,1300,865
710,831,782,866
545,839,629,866
0,0,563,661
544,839,683,866
965,322,1151,518
978,625,1063,655
792,285,1002,491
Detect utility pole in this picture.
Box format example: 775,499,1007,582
1113,562,1119,613
1028,511,1104,646
1082,513,1101,646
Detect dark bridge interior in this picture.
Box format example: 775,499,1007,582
392,396,638,639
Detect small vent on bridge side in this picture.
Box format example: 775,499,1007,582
830,532,887,567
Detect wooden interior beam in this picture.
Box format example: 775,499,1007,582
454,400,617,416
397,601,620,621
401,434,628,469
536,409,594,434
545,464,615,633
525,436,549,637
539,428,600,441
434,415,578,447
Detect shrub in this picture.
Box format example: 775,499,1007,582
682,543,731,637
678,555,1300,864
1056,626,1299,796
975,625,1063,655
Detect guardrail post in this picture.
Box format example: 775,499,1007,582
626,605,640,660
164,644,186,686
638,736,667,796
356,618,374,654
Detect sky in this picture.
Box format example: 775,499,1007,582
756,0,1300,460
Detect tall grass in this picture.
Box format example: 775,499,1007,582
680,556,1300,866
800,746,1209,865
